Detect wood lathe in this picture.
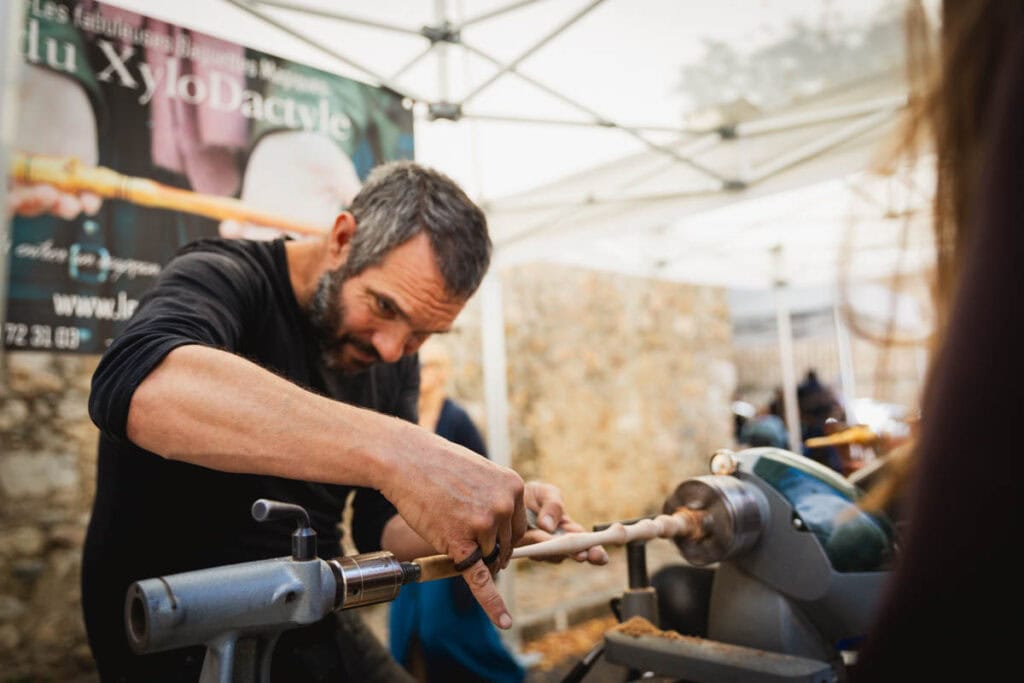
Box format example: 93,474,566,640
124,446,896,683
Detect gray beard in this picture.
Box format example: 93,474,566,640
306,266,380,372
307,267,347,359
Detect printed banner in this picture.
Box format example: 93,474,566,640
5,0,414,353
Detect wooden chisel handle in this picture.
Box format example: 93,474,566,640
411,509,705,583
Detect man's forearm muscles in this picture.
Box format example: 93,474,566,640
126,344,405,488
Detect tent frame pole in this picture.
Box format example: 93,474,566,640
225,0,429,101
833,304,858,425
480,271,521,651
251,0,425,36
772,247,802,452
236,0,728,185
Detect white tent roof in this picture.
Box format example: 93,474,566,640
88,1,931,292
485,67,935,288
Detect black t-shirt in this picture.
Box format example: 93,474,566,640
82,237,418,677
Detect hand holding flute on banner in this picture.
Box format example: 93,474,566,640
8,72,352,237
8,64,102,220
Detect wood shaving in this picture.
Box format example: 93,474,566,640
520,615,618,671
612,616,691,641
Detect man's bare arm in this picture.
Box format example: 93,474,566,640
129,344,404,486
127,343,527,628
381,515,436,561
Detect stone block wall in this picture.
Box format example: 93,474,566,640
0,352,99,680
446,264,737,528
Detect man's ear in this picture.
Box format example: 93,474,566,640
327,212,356,269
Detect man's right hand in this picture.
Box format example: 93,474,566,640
376,423,527,629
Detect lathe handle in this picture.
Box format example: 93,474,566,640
251,498,316,560
252,498,311,526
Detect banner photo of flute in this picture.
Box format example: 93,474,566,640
5,0,414,354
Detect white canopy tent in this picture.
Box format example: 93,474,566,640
2,0,933,455
2,0,935,480
1,0,936,642
480,61,934,449
486,77,934,288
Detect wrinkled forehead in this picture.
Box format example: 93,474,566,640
359,235,466,332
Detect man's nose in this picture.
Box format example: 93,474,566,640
372,327,408,363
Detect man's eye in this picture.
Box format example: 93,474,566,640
375,296,396,317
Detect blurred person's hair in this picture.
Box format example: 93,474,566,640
900,1,1021,337
858,0,1023,513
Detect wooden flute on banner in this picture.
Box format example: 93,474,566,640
9,152,329,236
413,508,707,582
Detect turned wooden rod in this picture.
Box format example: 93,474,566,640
804,424,877,448
10,152,329,236
413,508,706,583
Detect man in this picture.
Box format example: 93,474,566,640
83,161,588,681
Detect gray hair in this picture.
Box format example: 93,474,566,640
344,160,491,299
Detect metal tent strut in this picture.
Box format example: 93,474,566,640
229,0,733,186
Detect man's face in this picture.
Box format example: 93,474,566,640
306,233,465,373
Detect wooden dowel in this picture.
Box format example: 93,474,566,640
10,152,329,236
411,509,705,583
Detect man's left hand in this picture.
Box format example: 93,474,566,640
520,481,609,565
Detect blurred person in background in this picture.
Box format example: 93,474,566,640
389,337,525,683
793,370,845,472
852,1,1024,679
737,403,790,449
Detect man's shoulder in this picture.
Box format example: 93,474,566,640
166,238,283,279
176,237,280,261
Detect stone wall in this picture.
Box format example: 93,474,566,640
446,264,737,528
0,265,737,679
0,353,99,681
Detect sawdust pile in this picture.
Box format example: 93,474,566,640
613,615,690,641
520,616,618,671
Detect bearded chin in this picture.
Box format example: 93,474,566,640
307,268,346,354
